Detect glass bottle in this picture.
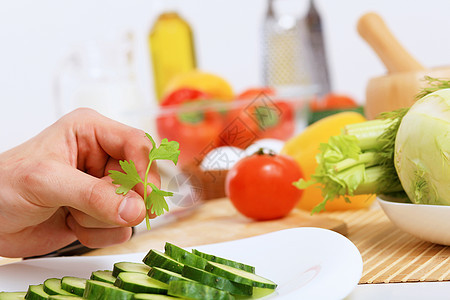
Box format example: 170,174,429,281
149,8,196,102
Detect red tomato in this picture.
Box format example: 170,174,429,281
237,87,275,100
309,93,358,111
157,88,223,166
156,110,223,167
160,88,209,106
237,87,295,141
220,107,261,149
225,152,304,220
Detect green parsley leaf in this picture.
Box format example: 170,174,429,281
108,133,180,230
146,133,180,165
147,183,173,216
109,160,143,195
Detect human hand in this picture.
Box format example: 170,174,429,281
0,108,160,258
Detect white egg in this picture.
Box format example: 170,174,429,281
245,138,285,156
200,146,246,171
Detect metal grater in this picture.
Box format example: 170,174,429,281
262,0,316,96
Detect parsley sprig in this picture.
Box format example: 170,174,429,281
109,133,180,229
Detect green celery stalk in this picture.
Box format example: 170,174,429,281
294,108,409,213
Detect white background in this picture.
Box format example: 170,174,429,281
1,0,449,152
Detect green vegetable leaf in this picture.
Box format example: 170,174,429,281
109,160,143,195
108,133,180,230
146,133,180,165
147,183,172,216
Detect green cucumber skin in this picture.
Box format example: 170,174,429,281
83,280,134,300
60,277,86,297
205,262,277,289
113,262,151,277
142,250,184,274
133,294,179,300
0,292,26,299
181,265,252,296
164,243,208,269
25,284,49,300
90,270,116,284
114,272,168,294
168,281,234,300
43,279,74,296
191,249,255,273
48,296,84,299
147,267,194,285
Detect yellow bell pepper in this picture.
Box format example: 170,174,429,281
281,111,376,211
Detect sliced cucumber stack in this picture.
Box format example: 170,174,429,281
143,249,184,274
164,243,208,269
3,242,277,300
0,292,26,299
61,276,86,296
168,281,234,300
114,272,168,294
181,265,252,296
205,261,277,289
192,249,255,273
113,262,151,277
83,280,134,300
90,270,116,284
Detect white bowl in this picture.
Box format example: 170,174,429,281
378,195,450,246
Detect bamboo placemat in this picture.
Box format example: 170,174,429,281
324,208,450,284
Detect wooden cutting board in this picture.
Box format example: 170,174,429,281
85,198,347,256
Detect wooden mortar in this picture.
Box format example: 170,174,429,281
357,12,450,119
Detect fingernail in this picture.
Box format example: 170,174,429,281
119,195,144,223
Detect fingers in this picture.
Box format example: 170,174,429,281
66,214,132,248
61,109,156,179
60,108,162,192
19,161,146,227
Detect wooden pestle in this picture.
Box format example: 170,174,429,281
357,12,425,73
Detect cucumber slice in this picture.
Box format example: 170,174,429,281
0,292,26,299
133,294,179,300
143,249,184,274
204,262,277,289
147,267,195,285
167,281,234,300
61,276,86,296
43,279,74,296
164,243,207,269
114,272,168,294
48,296,84,299
113,262,151,277
83,280,134,300
192,249,255,273
181,265,252,296
25,284,49,300
90,270,116,284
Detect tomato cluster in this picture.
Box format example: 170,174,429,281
156,88,296,167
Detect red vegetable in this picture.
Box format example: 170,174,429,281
221,87,295,147
309,93,358,111
225,151,304,220
157,88,223,166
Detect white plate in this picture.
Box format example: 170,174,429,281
378,196,450,246
0,228,362,300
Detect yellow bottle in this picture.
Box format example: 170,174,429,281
149,11,196,102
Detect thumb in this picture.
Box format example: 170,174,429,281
23,162,146,226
